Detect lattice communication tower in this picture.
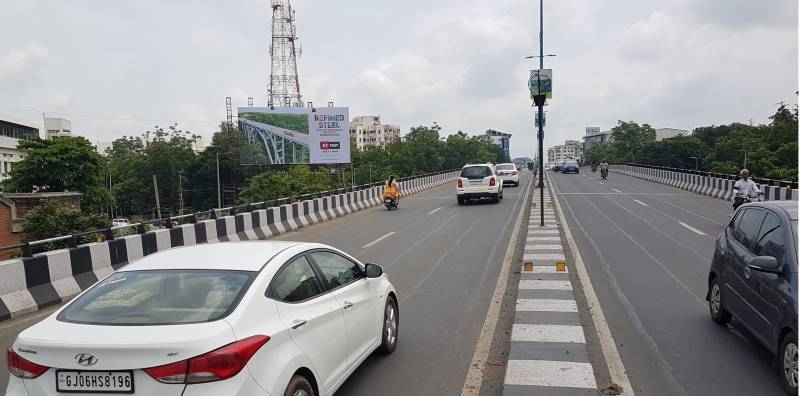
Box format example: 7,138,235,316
268,0,302,107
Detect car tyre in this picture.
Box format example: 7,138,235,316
284,374,315,396
780,332,798,395
708,276,732,325
492,193,500,203
457,197,464,206
379,297,399,354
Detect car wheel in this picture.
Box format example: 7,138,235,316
708,277,732,325
379,297,399,354
457,197,464,206
780,332,798,395
499,190,504,200
492,193,500,203
284,374,315,396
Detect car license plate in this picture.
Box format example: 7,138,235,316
56,370,134,393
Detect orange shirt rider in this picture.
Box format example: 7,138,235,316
383,176,400,204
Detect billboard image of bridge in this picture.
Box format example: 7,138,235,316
239,107,311,165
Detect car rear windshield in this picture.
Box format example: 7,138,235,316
496,164,515,171
58,270,255,325
460,166,492,179
565,161,578,166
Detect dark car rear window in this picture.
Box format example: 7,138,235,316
565,161,578,166
461,166,492,179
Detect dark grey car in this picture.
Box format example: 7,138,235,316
707,201,798,395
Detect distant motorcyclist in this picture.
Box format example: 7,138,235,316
600,162,609,179
732,169,761,210
383,175,400,205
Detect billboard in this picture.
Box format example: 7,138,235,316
528,69,552,99
238,107,350,165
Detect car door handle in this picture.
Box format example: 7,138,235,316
290,320,307,330
743,267,751,279
343,301,354,310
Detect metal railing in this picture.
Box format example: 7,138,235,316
0,169,458,258
618,164,798,189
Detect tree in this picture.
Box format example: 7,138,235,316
239,165,330,203
187,122,245,210
583,143,614,164
5,137,112,214
639,135,710,169
22,200,109,242
609,121,656,163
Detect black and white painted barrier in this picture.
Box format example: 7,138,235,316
611,165,797,202
0,171,459,321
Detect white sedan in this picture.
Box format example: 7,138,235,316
5,241,398,396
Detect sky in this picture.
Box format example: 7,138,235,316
0,0,797,159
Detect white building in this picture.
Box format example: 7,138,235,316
547,140,583,163
655,128,688,141
0,118,38,181
44,117,72,140
350,116,401,150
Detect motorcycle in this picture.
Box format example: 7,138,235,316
600,168,608,180
384,195,397,211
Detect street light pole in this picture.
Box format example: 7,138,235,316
537,0,545,227
216,152,222,209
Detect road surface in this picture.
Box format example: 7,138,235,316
550,169,785,395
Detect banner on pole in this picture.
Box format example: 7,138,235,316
529,69,552,99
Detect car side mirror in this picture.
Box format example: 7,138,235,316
747,256,780,273
365,263,383,278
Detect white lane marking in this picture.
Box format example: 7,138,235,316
528,229,559,234
519,280,572,290
611,188,623,193
511,324,587,344
525,244,563,250
462,173,532,395
679,221,707,236
523,253,566,261
547,172,633,394
426,207,442,216
528,266,570,273
516,299,577,312
634,199,648,207
505,360,597,388
362,232,396,248
526,236,561,242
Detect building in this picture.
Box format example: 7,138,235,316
548,140,583,163
44,117,72,140
583,127,611,152
350,116,401,150
655,128,688,141
0,192,82,259
482,129,512,158
0,118,39,182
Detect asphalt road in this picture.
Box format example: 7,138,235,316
550,169,785,395
0,173,533,395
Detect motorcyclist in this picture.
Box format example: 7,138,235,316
383,175,400,205
591,162,598,172
732,169,761,210
600,161,609,178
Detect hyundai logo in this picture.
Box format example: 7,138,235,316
75,353,98,367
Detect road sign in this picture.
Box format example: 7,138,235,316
529,69,552,99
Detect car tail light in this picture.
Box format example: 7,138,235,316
489,177,496,187
7,346,48,379
512,171,517,176
457,178,463,188
145,336,270,384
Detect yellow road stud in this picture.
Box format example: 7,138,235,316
547,202,552,208
556,261,566,272
523,262,534,272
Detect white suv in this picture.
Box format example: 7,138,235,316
456,163,504,205
495,163,520,186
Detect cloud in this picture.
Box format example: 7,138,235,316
0,42,48,82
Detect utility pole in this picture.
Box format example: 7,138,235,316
178,169,184,215
152,175,162,219
216,152,222,209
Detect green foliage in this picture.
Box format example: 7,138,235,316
22,200,109,242
585,103,798,181
5,136,111,214
239,165,330,203
238,113,309,134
